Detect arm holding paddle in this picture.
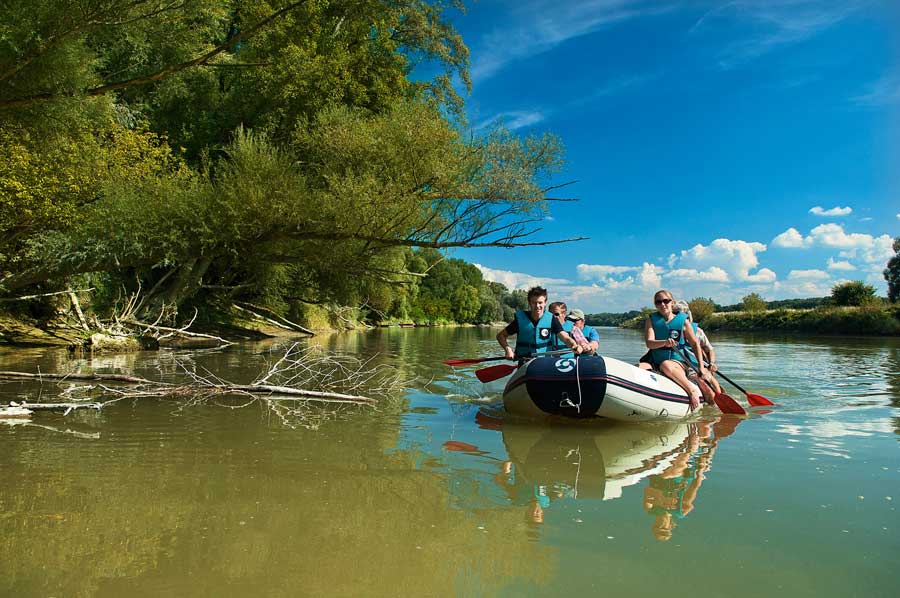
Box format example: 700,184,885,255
496,328,516,361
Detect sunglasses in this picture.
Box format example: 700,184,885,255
654,298,672,306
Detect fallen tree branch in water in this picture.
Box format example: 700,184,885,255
0,342,403,418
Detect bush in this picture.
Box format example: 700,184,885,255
741,293,767,313
688,297,715,323
830,281,878,306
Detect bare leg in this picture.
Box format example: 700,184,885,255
659,360,701,410
638,362,653,370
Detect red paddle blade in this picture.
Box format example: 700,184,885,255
475,364,517,383
713,392,747,415
746,393,776,407
444,358,482,366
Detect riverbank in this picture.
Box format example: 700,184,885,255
618,304,900,336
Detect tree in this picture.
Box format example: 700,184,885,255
741,293,766,313
885,237,900,303
688,297,715,323
830,281,877,306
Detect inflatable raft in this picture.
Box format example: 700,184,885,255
502,354,695,422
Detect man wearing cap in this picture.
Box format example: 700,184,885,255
567,309,600,355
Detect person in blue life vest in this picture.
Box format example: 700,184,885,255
548,301,576,357
566,309,599,354
636,289,708,410
497,286,579,361
673,300,723,395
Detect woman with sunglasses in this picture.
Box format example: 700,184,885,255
638,289,707,410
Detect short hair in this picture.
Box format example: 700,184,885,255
548,301,566,314
527,286,548,302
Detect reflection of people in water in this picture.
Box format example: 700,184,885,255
642,420,720,541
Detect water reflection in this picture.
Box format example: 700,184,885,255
460,415,743,541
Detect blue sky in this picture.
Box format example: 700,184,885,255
435,0,900,312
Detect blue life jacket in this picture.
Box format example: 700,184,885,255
514,310,554,358
583,324,600,345
682,322,701,366
649,312,687,366
551,319,575,355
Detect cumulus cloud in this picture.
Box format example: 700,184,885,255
809,205,852,216
473,264,569,290
676,239,774,282
771,227,808,248
665,267,730,282
788,269,830,280
576,264,638,279
827,258,856,271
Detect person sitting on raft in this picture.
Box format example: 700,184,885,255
637,289,708,410
673,300,723,395
548,301,576,357
498,286,579,362
567,309,599,355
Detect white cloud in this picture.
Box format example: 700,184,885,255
637,262,663,289
897,213,900,220
471,1,670,82
827,258,856,271
771,227,808,248
473,264,569,290
665,267,730,282
677,238,773,282
809,205,852,216
851,74,900,107
773,225,893,265
788,269,830,280
473,110,546,131
576,264,638,279
689,1,863,70
837,234,894,264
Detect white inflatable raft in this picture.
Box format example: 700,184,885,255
502,354,695,422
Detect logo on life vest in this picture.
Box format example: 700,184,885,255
669,330,680,340
555,358,575,373
539,328,550,339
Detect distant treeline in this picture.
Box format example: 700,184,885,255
716,297,828,312
588,298,828,327
585,311,644,327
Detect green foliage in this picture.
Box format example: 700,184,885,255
703,305,900,336
0,1,576,332
741,293,767,313
688,297,715,323
830,280,878,307
586,311,642,327
885,237,900,303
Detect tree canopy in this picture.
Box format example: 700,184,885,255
0,1,582,325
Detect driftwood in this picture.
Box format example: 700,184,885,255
6,401,103,411
234,301,315,335
0,371,165,385
121,318,232,346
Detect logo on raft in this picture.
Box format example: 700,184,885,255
555,358,575,373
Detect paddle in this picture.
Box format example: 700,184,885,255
443,356,508,366
475,363,517,383
685,346,776,407
713,370,776,407
678,348,746,415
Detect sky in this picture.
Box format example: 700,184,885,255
430,0,900,312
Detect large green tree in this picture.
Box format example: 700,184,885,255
0,1,582,324
885,237,900,303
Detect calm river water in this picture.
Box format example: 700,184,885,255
1,327,898,597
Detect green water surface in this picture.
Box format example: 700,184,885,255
1,327,898,597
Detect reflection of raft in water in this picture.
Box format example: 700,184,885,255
503,354,694,422
500,420,694,501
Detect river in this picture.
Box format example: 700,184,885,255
1,327,898,597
